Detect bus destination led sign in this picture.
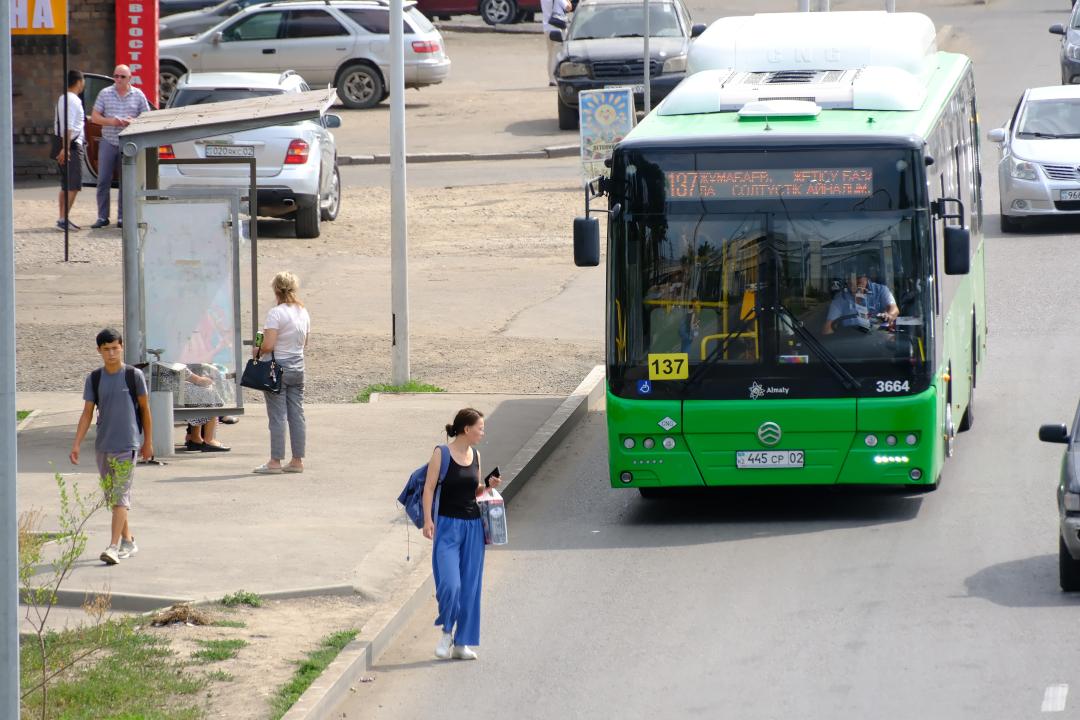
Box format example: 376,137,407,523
667,168,873,199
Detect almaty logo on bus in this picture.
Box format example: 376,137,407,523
757,422,782,447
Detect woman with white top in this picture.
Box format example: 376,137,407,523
253,271,311,474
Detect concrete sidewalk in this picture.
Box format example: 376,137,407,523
15,386,582,612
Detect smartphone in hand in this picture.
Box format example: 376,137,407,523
485,467,501,486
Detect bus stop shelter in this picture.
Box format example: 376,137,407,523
113,89,336,445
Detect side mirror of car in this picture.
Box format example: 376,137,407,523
323,114,342,129
574,217,600,267
986,128,1006,143
1040,423,1070,443
212,31,224,44
1050,23,1067,36
548,28,564,42
225,2,240,13
691,23,706,38
943,226,970,275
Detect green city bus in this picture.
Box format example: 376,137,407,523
573,11,986,494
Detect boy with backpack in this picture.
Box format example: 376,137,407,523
69,328,153,565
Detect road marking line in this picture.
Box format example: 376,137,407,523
1042,684,1068,712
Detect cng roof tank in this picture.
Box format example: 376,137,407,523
687,11,938,78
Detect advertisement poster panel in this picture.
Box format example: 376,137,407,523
579,87,636,179
116,0,159,106
10,0,68,35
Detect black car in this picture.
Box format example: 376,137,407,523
1039,409,1080,591
160,0,220,17
550,0,704,130
159,0,276,39
1049,6,1080,85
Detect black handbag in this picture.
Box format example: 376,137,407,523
240,352,282,394
50,105,66,161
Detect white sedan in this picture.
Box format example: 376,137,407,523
989,85,1080,232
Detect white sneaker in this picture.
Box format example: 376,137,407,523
434,632,453,659
100,545,119,565
452,645,478,660
119,537,138,559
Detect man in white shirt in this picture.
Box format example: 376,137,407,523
55,70,86,231
542,0,572,86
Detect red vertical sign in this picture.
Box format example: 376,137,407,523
115,0,159,107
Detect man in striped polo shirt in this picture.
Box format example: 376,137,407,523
90,65,151,229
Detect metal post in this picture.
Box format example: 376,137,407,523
63,34,69,260
886,0,896,11
0,0,20,715
121,142,142,365
798,0,810,10
390,0,410,385
643,0,651,114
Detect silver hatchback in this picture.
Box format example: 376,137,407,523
158,0,451,108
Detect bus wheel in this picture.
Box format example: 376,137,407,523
958,383,975,432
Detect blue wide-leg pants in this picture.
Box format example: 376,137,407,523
432,515,486,646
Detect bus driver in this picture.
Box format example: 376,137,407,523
823,264,899,335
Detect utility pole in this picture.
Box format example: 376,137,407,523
390,0,410,385
1,0,20,714
643,0,651,113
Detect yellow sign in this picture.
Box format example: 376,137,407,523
11,0,68,35
647,353,689,381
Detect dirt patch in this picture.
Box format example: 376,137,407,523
145,595,374,719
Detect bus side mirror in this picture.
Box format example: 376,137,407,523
943,226,970,275
1040,423,1069,443
574,217,600,267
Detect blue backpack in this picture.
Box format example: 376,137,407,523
398,445,451,529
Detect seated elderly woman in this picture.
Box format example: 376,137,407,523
181,364,230,452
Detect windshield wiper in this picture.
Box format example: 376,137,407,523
1017,131,1063,139
613,33,644,37
774,302,861,390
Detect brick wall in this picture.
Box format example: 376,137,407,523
13,0,115,178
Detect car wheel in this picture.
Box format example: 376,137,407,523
1061,535,1080,591
295,198,321,238
159,62,185,106
557,95,578,130
1000,211,1023,233
958,337,976,432
336,64,385,109
320,165,341,222
480,0,517,25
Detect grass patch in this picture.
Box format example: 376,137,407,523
211,619,246,629
206,669,234,682
17,410,30,422
269,629,358,719
191,638,248,664
354,380,444,403
220,590,262,608
20,618,203,719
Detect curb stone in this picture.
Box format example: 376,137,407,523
16,409,40,433
282,365,607,720
339,144,577,166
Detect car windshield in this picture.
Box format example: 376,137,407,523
169,88,282,108
1017,98,1080,138
569,3,682,40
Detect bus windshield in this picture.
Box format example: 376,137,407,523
608,147,933,400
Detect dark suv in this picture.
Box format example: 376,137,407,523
1039,404,1080,591
1049,6,1080,85
550,0,704,130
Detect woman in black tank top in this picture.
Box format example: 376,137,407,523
421,408,503,661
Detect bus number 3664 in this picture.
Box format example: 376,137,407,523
875,380,911,393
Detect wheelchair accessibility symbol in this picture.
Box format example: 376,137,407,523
637,380,652,395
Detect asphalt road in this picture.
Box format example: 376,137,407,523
340,0,1080,717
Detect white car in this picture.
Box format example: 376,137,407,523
989,85,1080,232
158,71,342,238
158,0,451,109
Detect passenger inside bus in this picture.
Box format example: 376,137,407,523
823,262,899,335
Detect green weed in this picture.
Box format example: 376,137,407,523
220,590,262,608
191,639,248,664
354,380,444,403
211,619,246,629
269,629,358,718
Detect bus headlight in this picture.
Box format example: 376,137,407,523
1010,158,1038,181
619,472,633,484
905,433,918,446
662,437,676,450
864,434,878,447
558,61,589,78
643,437,656,449
623,437,635,449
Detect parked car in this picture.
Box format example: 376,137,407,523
987,85,1080,232
158,0,451,108
160,0,220,16
1039,408,1080,591
550,0,704,130
160,0,278,39
157,71,342,238
1050,7,1080,84
415,0,537,26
